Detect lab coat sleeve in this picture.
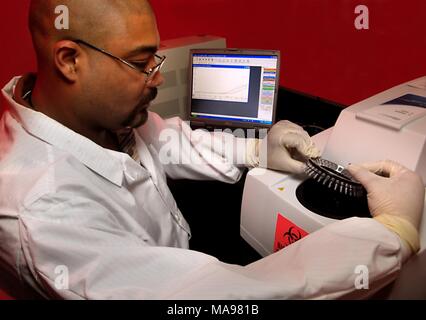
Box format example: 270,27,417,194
19,193,409,300
136,112,249,183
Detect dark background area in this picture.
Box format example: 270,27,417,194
168,87,344,266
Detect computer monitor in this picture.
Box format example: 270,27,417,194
188,48,280,130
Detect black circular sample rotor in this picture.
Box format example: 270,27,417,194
296,158,371,220
305,158,366,198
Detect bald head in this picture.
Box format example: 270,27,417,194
29,0,154,62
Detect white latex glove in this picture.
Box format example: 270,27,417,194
258,120,321,174
347,160,424,231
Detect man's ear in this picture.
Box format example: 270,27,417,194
53,40,82,82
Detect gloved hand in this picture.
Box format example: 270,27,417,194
348,160,425,254
257,120,321,174
347,160,424,230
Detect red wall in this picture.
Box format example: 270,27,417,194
1,0,426,107
151,0,426,105
0,0,34,100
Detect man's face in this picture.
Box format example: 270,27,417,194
78,11,163,131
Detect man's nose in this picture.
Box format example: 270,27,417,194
146,71,165,88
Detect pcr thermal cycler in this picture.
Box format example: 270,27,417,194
241,77,426,299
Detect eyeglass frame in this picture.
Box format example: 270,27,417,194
73,39,166,81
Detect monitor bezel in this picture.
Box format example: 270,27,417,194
188,48,280,130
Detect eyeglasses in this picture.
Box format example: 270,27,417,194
74,39,166,82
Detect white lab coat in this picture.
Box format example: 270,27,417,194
0,76,410,300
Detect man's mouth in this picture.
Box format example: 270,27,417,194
120,88,158,128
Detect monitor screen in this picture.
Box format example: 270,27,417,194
189,50,280,128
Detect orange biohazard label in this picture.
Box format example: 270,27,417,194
274,214,309,252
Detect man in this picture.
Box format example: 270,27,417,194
0,0,424,299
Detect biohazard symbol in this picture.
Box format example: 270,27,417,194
283,227,302,245
274,214,309,252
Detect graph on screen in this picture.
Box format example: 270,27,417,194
192,66,250,103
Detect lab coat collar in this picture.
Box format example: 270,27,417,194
1,75,125,187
